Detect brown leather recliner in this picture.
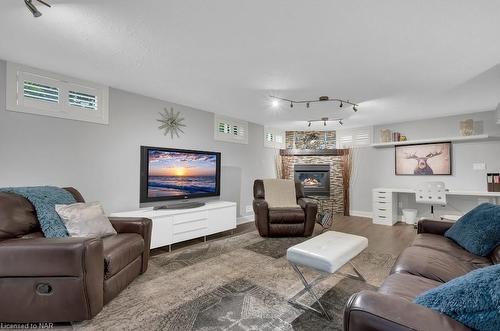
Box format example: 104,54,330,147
252,179,318,237
0,187,152,323
343,219,499,331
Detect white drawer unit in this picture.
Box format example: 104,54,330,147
110,201,237,250
372,189,398,226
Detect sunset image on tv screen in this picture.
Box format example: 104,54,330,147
148,150,217,198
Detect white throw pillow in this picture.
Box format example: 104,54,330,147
55,202,117,238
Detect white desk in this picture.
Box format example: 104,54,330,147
372,188,500,226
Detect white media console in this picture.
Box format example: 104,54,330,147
110,201,237,250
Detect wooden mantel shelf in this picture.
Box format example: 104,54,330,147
279,149,348,156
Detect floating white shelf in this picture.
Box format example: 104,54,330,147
370,134,498,148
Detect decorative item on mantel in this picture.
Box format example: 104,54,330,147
459,119,474,136
286,131,336,150
157,107,186,138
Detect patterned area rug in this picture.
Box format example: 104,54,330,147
72,230,397,331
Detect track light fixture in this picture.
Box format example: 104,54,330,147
307,117,343,127
24,0,50,18
270,95,359,111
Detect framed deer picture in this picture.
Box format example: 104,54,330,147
395,142,452,175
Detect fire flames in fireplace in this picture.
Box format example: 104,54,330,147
302,177,321,187
294,164,331,197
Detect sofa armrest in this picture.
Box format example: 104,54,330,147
0,237,103,277
417,219,454,235
344,291,471,331
298,198,318,236
0,237,104,321
108,217,152,273
253,199,269,237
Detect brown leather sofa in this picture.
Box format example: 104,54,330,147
253,179,317,237
0,188,152,323
344,219,499,331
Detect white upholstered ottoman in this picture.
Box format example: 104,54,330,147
286,231,368,319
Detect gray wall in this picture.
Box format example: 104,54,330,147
350,111,500,216
0,60,276,217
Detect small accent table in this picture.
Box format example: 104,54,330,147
286,231,368,320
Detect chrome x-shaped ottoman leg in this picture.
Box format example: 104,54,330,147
288,264,332,320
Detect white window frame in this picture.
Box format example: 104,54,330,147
6,62,109,125
214,114,248,144
264,127,285,149
336,126,373,148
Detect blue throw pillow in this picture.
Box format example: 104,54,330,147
414,264,500,331
0,186,75,238
444,203,500,256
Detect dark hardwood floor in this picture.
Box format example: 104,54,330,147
151,215,416,257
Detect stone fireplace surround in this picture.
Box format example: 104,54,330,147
280,149,346,214
280,130,348,214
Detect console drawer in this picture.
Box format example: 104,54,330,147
172,212,208,243
172,222,207,243
173,212,208,225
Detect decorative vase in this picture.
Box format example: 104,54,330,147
459,119,474,136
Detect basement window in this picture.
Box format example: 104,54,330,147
6,62,109,124
23,81,59,103
214,115,248,144
68,90,98,110
264,128,285,149
336,127,372,148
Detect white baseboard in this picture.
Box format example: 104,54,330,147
237,215,254,225
349,210,373,219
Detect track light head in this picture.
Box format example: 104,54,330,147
323,121,327,126
25,0,50,17
306,102,310,108
339,101,343,108
271,100,279,108
339,120,344,126
290,102,293,108
25,0,42,17
353,105,358,112
308,122,311,127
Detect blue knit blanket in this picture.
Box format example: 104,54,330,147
0,186,75,238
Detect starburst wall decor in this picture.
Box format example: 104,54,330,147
157,107,186,138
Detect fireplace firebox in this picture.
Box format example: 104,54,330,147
294,164,330,197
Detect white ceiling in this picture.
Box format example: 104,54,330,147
1,0,500,129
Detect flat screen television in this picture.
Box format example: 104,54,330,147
140,146,221,203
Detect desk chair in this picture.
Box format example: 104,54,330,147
415,182,461,222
